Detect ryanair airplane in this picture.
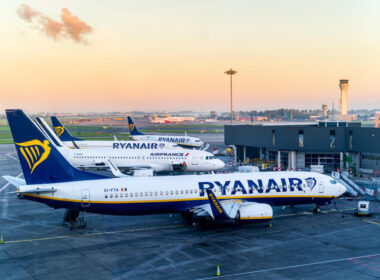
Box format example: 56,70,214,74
128,116,204,149
35,115,224,174
50,116,179,150
4,110,346,228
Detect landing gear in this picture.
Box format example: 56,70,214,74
63,209,87,230
313,205,321,213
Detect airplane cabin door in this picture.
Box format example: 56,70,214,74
191,155,198,165
318,182,324,193
81,189,90,207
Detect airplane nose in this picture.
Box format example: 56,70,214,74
217,159,225,169
339,183,347,196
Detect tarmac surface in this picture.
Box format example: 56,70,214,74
1,143,380,280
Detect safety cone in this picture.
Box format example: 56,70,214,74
0,235,4,244
216,265,221,276
269,221,272,228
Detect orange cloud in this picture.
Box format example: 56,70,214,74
17,4,92,43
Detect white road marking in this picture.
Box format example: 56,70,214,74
196,253,380,280
6,153,19,161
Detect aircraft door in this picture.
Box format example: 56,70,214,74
318,182,324,193
81,189,90,207
191,155,198,165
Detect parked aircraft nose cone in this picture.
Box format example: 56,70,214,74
339,183,347,196
215,159,225,170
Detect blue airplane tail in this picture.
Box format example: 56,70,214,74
127,116,143,136
50,116,82,142
206,189,230,220
6,110,106,185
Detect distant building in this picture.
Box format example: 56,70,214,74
339,79,349,116
322,104,328,119
225,121,380,175
210,111,218,119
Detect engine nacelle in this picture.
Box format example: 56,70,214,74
133,169,154,177
236,203,273,223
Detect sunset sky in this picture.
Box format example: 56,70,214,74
1,0,379,113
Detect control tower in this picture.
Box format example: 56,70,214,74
339,80,349,115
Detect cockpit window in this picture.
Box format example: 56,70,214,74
330,180,337,184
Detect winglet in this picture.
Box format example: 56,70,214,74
206,189,230,220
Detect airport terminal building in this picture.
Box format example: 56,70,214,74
225,122,380,175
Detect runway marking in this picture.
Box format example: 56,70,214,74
362,219,380,226
195,253,380,280
3,224,186,244
0,172,23,193
6,153,19,162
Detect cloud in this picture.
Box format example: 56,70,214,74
61,8,92,42
17,4,92,43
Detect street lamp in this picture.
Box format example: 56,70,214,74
224,68,237,123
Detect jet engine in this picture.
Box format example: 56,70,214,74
236,203,273,223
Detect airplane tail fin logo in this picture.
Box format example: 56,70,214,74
54,126,65,137
129,124,135,132
15,139,51,174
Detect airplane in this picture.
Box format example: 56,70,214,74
4,109,346,229
148,113,195,124
128,116,204,149
33,114,225,174
50,116,179,150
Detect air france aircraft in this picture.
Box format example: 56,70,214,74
128,116,204,149
51,116,179,150
33,114,225,174
4,109,346,228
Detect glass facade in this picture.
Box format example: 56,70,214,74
298,130,304,148
305,153,340,171
329,130,336,148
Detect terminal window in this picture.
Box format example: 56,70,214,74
298,130,304,148
329,130,336,148
272,130,275,146
349,130,353,149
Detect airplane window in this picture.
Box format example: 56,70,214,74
145,192,148,196
330,180,337,184
130,193,133,197
150,192,153,196
125,193,128,197
154,191,158,196
180,190,183,194
194,189,198,193
165,191,168,195
115,193,118,198
140,192,143,197
176,190,179,195
105,194,108,198
185,190,188,194
135,192,138,197
160,191,163,195
190,189,193,194
170,191,173,195
110,194,113,198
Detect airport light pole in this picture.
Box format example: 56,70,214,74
224,68,237,123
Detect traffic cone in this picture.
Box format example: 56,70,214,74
216,265,221,276
0,235,4,244
268,221,272,228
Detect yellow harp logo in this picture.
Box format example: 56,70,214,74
129,124,135,132
54,126,64,137
15,140,51,174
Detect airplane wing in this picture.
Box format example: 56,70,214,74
105,159,130,178
190,190,273,223
191,190,241,220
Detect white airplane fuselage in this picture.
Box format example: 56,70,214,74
131,134,204,149
58,147,224,172
18,171,346,216
61,140,179,150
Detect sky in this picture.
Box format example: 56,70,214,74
1,0,380,113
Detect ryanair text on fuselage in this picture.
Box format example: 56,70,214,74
113,142,162,149
158,137,188,143
198,177,317,196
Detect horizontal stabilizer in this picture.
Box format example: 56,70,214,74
105,159,130,178
2,175,26,187
9,187,57,194
206,189,230,220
